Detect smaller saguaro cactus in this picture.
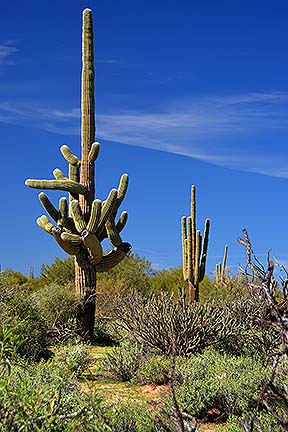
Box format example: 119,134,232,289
216,245,228,285
181,185,210,302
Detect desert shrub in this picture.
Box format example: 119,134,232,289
219,412,277,432
174,349,271,418
113,291,239,356
101,339,144,381
51,344,92,377
94,318,120,345
32,282,80,342
40,256,75,285
0,286,49,359
104,399,165,432
133,355,170,385
0,349,109,431
149,266,184,295
214,297,277,359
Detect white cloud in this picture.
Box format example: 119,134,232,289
0,41,17,63
1,91,288,178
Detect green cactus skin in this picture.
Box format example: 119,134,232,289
52,227,81,255
38,193,59,222
181,185,210,302
70,200,87,233
60,145,81,167
88,142,100,163
58,197,68,226
26,178,86,195
216,245,228,285
86,199,102,233
95,189,118,236
95,243,131,272
61,232,82,245
37,215,54,234
105,219,122,247
116,211,128,232
53,168,66,180
81,230,103,264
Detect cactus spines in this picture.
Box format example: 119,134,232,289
181,185,210,302
25,9,131,340
216,245,228,285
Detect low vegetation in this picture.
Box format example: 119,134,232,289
0,245,287,431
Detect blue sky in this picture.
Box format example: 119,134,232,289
1,0,288,277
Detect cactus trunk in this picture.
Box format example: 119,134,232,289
74,9,96,339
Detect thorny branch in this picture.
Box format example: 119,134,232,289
238,229,288,431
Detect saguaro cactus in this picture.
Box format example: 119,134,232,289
216,245,228,285
25,9,131,340
181,185,210,302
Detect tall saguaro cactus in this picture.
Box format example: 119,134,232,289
25,9,131,340
181,185,210,302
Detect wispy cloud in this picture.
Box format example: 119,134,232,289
1,91,288,178
0,41,17,64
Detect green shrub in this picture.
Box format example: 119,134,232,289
101,339,144,381
0,287,49,359
51,344,92,377
134,356,170,385
104,400,163,432
0,350,109,431
94,318,119,345
32,282,80,342
174,349,271,418
219,412,278,432
114,291,238,356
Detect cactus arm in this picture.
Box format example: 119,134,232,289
116,211,128,233
181,216,188,280
52,227,81,255
37,215,54,234
114,173,129,212
60,145,81,167
81,230,103,264
38,192,59,222
194,230,201,285
86,199,102,233
95,242,131,272
199,219,210,280
221,245,228,281
53,169,66,180
95,189,118,236
105,219,122,247
61,232,82,245
70,200,87,233
88,142,100,163
25,178,86,195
